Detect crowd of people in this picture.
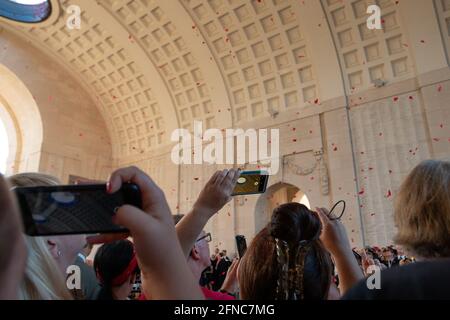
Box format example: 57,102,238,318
351,245,415,275
0,158,449,300
199,249,234,292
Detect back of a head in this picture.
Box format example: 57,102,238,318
239,203,332,300
94,239,136,300
8,172,60,188
366,247,381,261
394,159,450,258
8,172,71,300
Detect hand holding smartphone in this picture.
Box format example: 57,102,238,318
14,183,142,236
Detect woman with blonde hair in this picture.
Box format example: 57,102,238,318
19,236,73,300
393,159,450,258
8,172,73,300
343,159,450,300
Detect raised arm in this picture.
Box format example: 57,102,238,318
315,207,364,295
88,166,204,300
176,169,240,258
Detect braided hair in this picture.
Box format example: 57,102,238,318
239,203,333,300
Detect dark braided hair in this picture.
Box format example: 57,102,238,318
239,203,333,300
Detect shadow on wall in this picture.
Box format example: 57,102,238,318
254,182,310,234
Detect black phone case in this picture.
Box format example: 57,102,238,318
14,183,141,236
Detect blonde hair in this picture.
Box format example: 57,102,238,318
394,160,450,258
8,172,61,187
8,172,73,300
19,237,73,300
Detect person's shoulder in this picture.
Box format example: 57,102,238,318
384,258,450,276
343,259,450,300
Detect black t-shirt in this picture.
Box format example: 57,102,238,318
343,259,450,300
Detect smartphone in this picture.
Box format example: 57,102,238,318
14,183,142,236
235,235,247,258
232,170,269,196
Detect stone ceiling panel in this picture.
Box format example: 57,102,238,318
322,0,415,94
182,0,321,124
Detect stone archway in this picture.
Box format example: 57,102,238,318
0,63,43,175
0,100,15,173
254,182,311,234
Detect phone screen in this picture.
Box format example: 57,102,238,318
14,183,141,236
232,171,269,196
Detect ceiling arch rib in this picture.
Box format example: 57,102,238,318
101,0,225,132
82,0,180,154
294,1,345,101
182,0,320,125
157,0,233,130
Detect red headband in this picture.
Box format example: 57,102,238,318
97,253,138,287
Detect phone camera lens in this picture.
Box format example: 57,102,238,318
237,177,247,184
